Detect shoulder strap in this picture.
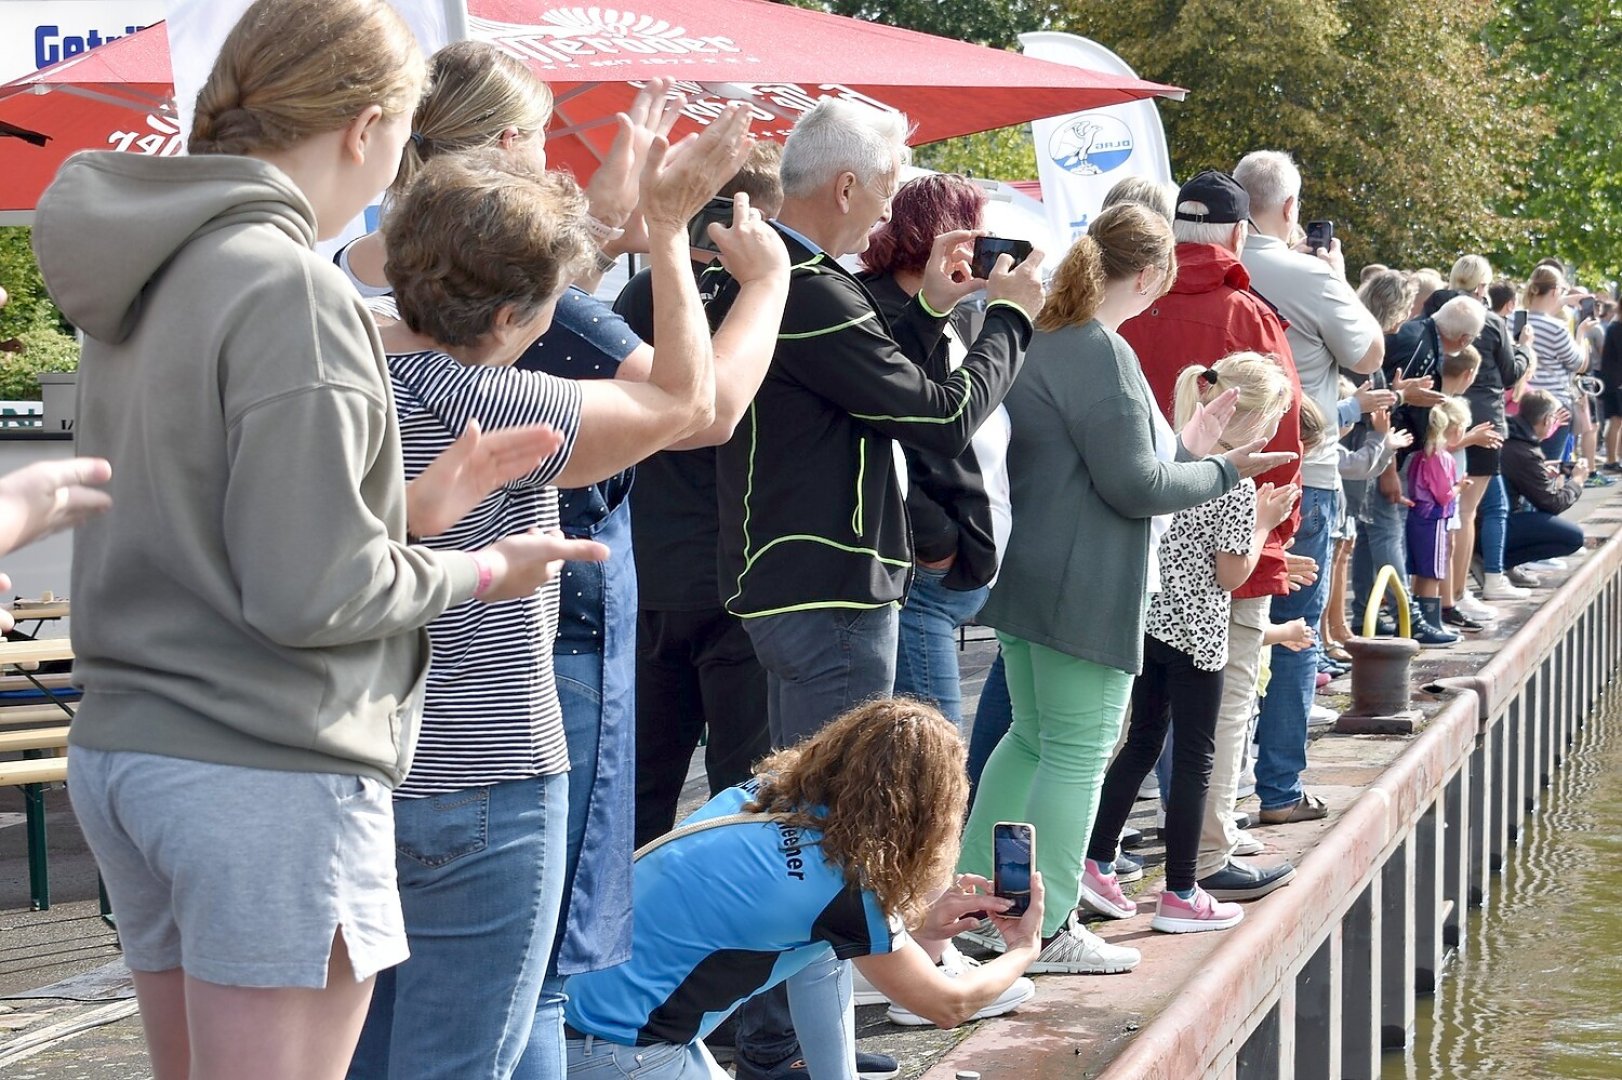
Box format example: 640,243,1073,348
632,811,791,862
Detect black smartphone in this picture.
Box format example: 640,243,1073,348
1306,220,1334,252
992,821,1035,917
1512,309,1529,337
971,236,1033,279
1579,297,1597,323
686,196,735,254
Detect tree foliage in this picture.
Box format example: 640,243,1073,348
775,0,1060,46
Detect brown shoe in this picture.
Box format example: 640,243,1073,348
1258,793,1329,825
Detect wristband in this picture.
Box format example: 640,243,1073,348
986,298,1034,326
583,213,626,245
590,248,619,275
918,290,953,319
471,551,496,598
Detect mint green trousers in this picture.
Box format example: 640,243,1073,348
960,632,1133,938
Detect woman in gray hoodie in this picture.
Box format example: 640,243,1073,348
960,203,1292,978
33,3,597,1077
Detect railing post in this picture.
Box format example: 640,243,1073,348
1525,669,1544,810
1504,690,1524,843
1467,729,1492,905
1342,878,1381,1080
1443,764,1468,944
1413,801,1444,993
1236,998,1284,1080
1380,838,1414,1048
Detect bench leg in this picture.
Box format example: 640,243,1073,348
24,780,48,911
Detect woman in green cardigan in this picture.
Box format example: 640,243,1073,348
961,203,1294,975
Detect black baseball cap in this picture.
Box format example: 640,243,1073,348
1174,170,1250,225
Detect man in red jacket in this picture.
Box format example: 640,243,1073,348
1117,169,1301,902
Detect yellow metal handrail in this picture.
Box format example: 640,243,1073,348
1360,563,1412,639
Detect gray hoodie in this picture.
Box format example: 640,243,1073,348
35,152,478,786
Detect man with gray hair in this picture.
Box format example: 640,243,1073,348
1234,150,1384,826
705,97,1046,1080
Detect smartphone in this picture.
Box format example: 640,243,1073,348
992,821,1035,917
1512,309,1529,337
1306,220,1334,252
971,236,1034,280
1579,297,1597,323
686,196,735,254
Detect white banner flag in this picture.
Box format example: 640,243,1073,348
1018,32,1175,250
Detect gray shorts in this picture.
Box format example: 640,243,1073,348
69,747,406,988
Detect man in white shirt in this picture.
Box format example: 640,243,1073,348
1234,150,1383,825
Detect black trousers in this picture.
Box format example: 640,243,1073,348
633,605,771,847
1088,634,1224,891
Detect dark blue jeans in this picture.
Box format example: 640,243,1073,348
1476,474,1510,574
1256,486,1336,812
1504,509,1584,569
966,649,1012,799
1352,486,1409,630
893,567,989,725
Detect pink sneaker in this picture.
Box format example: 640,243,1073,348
1151,886,1245,933
1078,858,1137,920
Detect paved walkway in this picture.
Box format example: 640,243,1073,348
4,484,1621,1075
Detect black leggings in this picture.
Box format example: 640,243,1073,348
1087,634,1224,892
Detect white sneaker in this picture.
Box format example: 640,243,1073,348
1232,831,1265,856
1308,703,1339,728
957,918,1006,954
1026,911,1141,974
885,944,1036,1026
1455,592,1496,621
852,963,889,1006
1480,572,1531,601
1136,774,1160,800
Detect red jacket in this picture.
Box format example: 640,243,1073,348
1119,242,1304,599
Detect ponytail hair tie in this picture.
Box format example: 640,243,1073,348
1198,366,1220,387
409,131,425,150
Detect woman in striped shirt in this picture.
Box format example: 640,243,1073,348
1524,265,1588,458
347,106,783,1080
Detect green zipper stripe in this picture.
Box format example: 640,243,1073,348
791,252,826,272
736,599,897,620
852,437,866,536
848,366,980,425
726,402,761,611
778,311,878,341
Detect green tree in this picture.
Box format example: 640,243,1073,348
0,227,65,340
774,0,1061,46
1488,1,1622,282
1054,0,1540,271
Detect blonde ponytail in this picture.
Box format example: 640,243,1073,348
1172,351,1292,448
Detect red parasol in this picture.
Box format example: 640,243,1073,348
0,0,1182,212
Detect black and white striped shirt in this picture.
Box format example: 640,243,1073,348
1527,311,1583,404
388,350,584,798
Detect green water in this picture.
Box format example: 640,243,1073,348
1381,693,1622,1079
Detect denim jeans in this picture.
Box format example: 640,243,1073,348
1352,487,1409,629
742,604,899,749
566,1036,729,1080
732,952,857,1080
893,567,989,725
1256,486,1336,812
966,649,1012,797
521,650,608,1080
1476,474,1510,575
349,772,569,1080
1504,509,1585,568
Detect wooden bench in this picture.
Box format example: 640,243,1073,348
0,705,75,728
0,728,69,755
2,739,69,910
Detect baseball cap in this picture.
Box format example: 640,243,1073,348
1174,170,1250,225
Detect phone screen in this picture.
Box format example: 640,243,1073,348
971,236,1034,280
1512,310,1529,337
686,196,735,254
1579,297,1597,323
1306,220,1334,252
992,822,1034,917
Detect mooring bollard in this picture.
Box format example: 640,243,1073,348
1338,566,1421,734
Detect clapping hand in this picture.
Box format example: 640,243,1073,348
1181,386,1239,457
581,80,685,244
1393,373,1445,408
1256,482,1301,531
1387,427,1415,451
1270,617,1316,651
639,103,754,235
407,420,563,539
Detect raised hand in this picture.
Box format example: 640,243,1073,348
1355,384,1397,415
982,247,1046,322
1223,437,1298,479
1393,373,1445,408
581,80,685,236
478,528,610,604
918,229,984,314
1256,481,1301,531
710,191,788,287
1387,428,1415,451
1181,386,1239,458
639,102,755,235
0,456,112,557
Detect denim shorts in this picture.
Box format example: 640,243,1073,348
69,747,406,988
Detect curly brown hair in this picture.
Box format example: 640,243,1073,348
744,698,967,926
383,150,593,348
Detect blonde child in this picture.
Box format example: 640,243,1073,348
1406,398,1473,629
1322,384,1412,651
1437,347,1505,630
1082,352,1295,935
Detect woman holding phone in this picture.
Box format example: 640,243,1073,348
561,699,1045,1080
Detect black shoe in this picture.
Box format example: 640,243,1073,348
1230,810,1255,830
1120,825,1145,849
1197,858,1297,901
1507,565,1542,588
1375,612,1398,637
1441,607,1484,632
750,1052,900,1080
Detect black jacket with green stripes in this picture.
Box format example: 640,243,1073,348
708,226,1034,618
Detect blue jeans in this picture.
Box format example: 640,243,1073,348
1504,509,1584,569
520,650,607,1080
893,567,989,725
349,772,569,1080
1256,486,1336,812
742,604,899,749
967,649,1012,797
1352,488,1409,629
1476,474,1509,574
566,1037,728,1079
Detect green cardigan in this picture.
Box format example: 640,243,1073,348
979,319,1238,675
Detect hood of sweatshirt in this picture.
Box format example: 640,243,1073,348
1170,241,1250,296
33,152,317,344
1506,413,1541,445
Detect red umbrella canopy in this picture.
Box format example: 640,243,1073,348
0,1,1182,211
